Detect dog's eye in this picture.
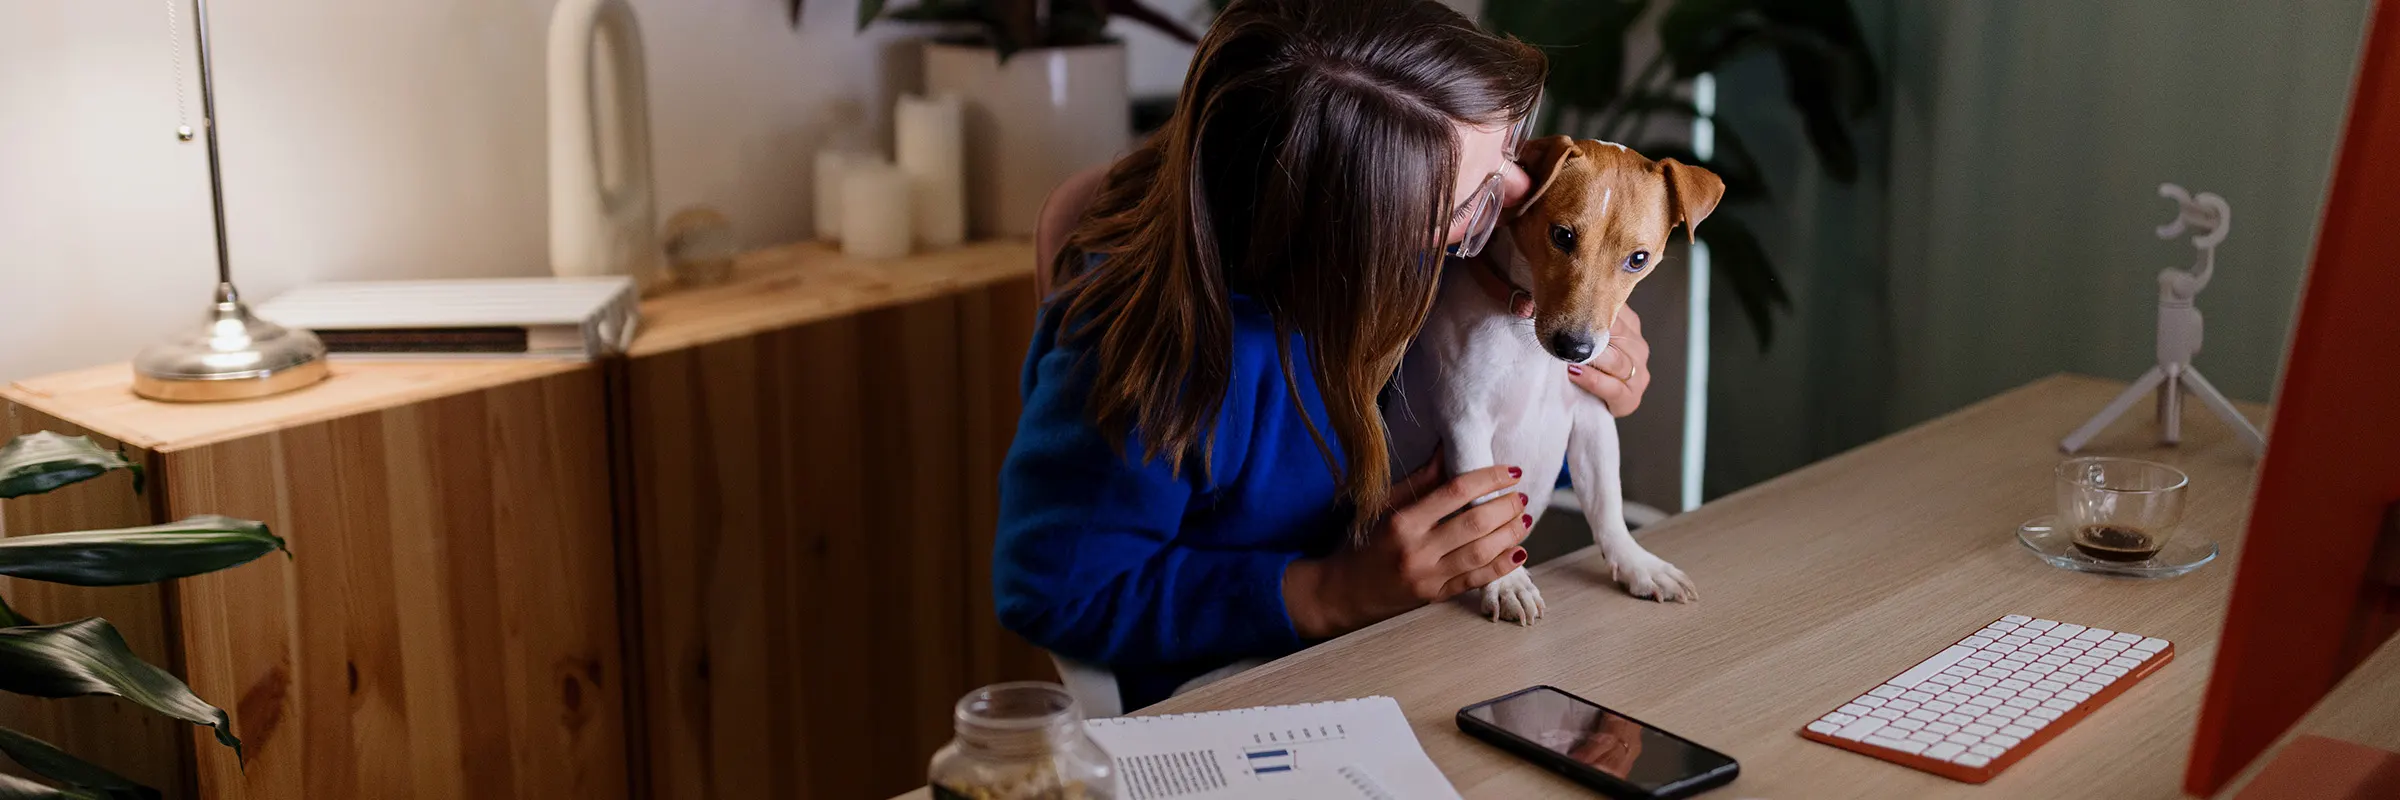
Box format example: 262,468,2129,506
1548,224,1577,253
1623,251,1651,273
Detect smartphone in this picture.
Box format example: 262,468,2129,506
1457,686,1739,799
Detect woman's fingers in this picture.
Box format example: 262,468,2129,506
1567,362,1637,416
1389,449,1448,506
1439,542,1529,599
1436,507,1529,576
1394,464,1519,534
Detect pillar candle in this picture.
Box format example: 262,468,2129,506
841,159,914,260
813,149,865,243
894,93,967,249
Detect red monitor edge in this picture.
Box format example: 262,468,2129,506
2183,0,2400,794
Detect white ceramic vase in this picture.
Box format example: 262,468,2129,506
924,42,1131,238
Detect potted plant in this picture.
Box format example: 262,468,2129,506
0,432,286,797
832,0,1202,237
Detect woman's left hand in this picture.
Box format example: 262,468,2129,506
1566,306,1652,418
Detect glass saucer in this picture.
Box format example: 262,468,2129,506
2017,515,2217,579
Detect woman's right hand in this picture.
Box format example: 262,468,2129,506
1283,461,1531,638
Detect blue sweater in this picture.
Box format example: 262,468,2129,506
994,294,1347,710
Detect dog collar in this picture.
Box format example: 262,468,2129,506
1470,257,1537,319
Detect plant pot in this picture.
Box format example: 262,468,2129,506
924,41,1131,238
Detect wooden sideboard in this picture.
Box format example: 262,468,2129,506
0,240,1053,799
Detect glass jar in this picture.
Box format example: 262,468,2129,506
929,682,1117,800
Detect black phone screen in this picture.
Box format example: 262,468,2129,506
1461,687,1734,793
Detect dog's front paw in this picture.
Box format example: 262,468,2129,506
1479,568,1546,626
1607,551,1697,603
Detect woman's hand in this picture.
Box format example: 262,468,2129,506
1566,306,1653,417
1282,460,1531,639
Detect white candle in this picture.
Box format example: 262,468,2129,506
841,159,914,259
814,149,864,243
894,93,967,249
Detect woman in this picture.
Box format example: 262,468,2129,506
995,0,1655,710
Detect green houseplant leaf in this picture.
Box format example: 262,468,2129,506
0,727,154,800
0,516,287,588
0,619,240,760
0,434,141,500
0,772,106,800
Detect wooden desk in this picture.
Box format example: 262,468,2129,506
895,373,2283,799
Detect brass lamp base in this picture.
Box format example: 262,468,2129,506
131,282,329,402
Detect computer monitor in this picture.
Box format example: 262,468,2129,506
2183,3,2400,795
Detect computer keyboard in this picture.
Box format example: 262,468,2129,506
1797,614,2174,783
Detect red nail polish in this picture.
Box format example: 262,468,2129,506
1507,466,1522,478
1515,492,1529,508
1511,549,1528,564
1567,364,1583,375
1521,514,1533,527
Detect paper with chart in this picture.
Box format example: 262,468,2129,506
1082,696,1460,800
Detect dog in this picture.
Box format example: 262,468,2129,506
1388,135,1724,624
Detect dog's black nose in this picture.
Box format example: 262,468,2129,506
1546,330,1597,363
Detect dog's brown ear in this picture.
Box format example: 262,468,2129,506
1659,158,1726,243
1512,135,1581,217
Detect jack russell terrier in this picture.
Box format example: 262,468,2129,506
1388,135,1724,624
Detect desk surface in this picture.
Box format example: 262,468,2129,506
899,373,2299,800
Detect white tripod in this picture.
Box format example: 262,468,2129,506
2061,184,2267,458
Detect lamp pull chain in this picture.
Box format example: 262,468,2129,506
167,0,194,141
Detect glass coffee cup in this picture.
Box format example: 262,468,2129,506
2055,457,2190,563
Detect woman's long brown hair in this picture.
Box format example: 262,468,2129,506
1050,0,1544,533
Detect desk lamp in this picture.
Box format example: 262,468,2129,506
130,0,329,401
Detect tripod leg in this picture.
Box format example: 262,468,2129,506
2160,368,2183,446
2180,367,2267,458
2063,367,2167,453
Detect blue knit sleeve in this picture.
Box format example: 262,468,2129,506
991,314,1306,670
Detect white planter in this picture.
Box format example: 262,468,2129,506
924,41,1131,238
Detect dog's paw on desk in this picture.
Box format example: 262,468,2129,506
1609,551,1698,603
1481,568,1547,625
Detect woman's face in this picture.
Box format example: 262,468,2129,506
1445,120,1535,247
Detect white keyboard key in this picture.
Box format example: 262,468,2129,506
2019,714,2050,730
1944,732,1980,746
1870,736,1930,755
1999,635,2032,646
2108,656,2144,669
1824,712,1858,725
1891,646,1978,689
2057,689,2091,703
1954,754,1991,768
2036,655,2071,667
1888,718,1926,731
2028,707,2064,721
2001,615,2031,624
1982,642,2018,656
2032,636,2065,647
1838,703,1871,716
2022,619,2059,631
1886,699,1920,712
1808,720,1841,734
1926,674,1963,687
2058,664,2094,678
2069,681,2103,694
2109,632,2141,644
1869,707,1904,720
1997,678,2031,690
2136,637,2170,652
2095,641,2129,655
1941,665,1976,677
1959,657,1992,670
1926,742,1968,760
2021,689,2055,701
1978,667,2012,679
1963,723,1998,736
1990,705,2025,719
2074,628,2111,642
1969,743,2007,757
1905,709,1940,722
1940,713,1976,725
2040,698,2077,711
2019,644,2053,656
1999,724,2036,738
1925,722,1960,735
2089,672,2117,686
1961,636,1994,648
1908,731,1945,744
1964,676,1999,688
1986,688,2019,701
1936,692,1971,704
2058,640,2092,653
2033,679,2068,691
2097,665,2130,677
1997,658,2030,671
2003,697,2038,709
1975,714,2012,728
2073,655,2106,667
1924,701,1957,713
2024,663,2058,676
1854,695,1887,708
1869,685,1905,699
1987,733,2022,747
1901,690,1937,702
1834,717,1887,740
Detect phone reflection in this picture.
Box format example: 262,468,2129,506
1473,687,1725,791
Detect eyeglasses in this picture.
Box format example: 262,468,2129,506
1448,100,1540,259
